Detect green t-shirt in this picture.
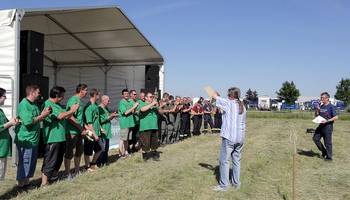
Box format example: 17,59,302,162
0,108,12,158
118,99,135,129
84,102,101,136
65,95,83,135
132,100,140,125
15,98,40,147
42,100,66,144
99,106,112,139
139,101,159,132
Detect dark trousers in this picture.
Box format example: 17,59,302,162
97,139,110,166
192,115,202,136
181,113,191,137
41,142,66,177
130,125,139,151
313,124,333,159
203,114,214,130
214,114,222,129
140,130,159,151
159,120,168,144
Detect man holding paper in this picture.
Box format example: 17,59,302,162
313,92,338,161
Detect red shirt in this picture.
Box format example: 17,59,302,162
192,103,203,113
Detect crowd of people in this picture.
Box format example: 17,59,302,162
0,83,337,193
0,84,224,188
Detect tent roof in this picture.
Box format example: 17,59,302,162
20,6,164,66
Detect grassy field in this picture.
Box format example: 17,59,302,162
247,110,350,120
1,117,350,200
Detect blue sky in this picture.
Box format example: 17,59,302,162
1,0,349,98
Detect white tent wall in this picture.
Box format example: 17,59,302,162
0,9,20,119
43,65,145,111
159,65,165,96
106,66,145,111
0,9,23,165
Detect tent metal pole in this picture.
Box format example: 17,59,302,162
44,14,109,65
53,64,59,86
99,66,112,95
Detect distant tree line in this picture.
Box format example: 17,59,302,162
243,78,350,108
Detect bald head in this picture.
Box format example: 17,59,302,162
101,95,110,106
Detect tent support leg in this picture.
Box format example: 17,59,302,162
53,65,61,86
99,66,112,95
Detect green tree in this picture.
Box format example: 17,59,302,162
276,81,300,105
252,90,258,102
335,78,350,106
245,88,258,103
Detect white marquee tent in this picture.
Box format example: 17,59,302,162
0,6,164,118
0,6,165,158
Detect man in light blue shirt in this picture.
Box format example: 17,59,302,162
211,87,246,192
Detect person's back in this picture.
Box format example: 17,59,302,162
238,106,247,143
65,95,83,135
216,97,241,143
212,87,245,192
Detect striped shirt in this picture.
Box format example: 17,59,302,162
238,107,247,143
216,97,244,144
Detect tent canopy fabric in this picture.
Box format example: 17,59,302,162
21,6,164,67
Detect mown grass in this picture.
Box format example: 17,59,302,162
247,110,350,120
1,118,350,200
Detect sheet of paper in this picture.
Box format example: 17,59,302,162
204,86,216,97
312,115,326,124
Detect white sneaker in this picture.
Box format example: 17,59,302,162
212,185,227,192
66,173,74,181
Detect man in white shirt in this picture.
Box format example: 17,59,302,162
211,87,246,192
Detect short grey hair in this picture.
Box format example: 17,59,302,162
227,87,241,99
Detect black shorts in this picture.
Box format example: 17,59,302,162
65,134,83,159
84,138,105,156
41,142,66,177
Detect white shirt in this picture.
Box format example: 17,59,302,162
216,96,244,144
238,107,246,143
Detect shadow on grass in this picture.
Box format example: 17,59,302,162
0,153,125,199
297,149,320,157
198,163,220,183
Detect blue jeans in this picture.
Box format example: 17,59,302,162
219,138,243,189
16,145,38,181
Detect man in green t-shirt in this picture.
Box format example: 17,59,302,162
139,91,167,161
0,88,20,181
41,86,79,187
64,84,87,180
129,89,140,152
97,95,117,166
118,89,139,158
83,88,103,171
15,85,51,187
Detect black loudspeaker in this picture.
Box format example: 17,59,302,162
20,30,44,75
145,65,160,91
19,74,49,106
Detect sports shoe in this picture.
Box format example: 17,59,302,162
66,173,74,181
212,185,227,192
151,151,160,161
